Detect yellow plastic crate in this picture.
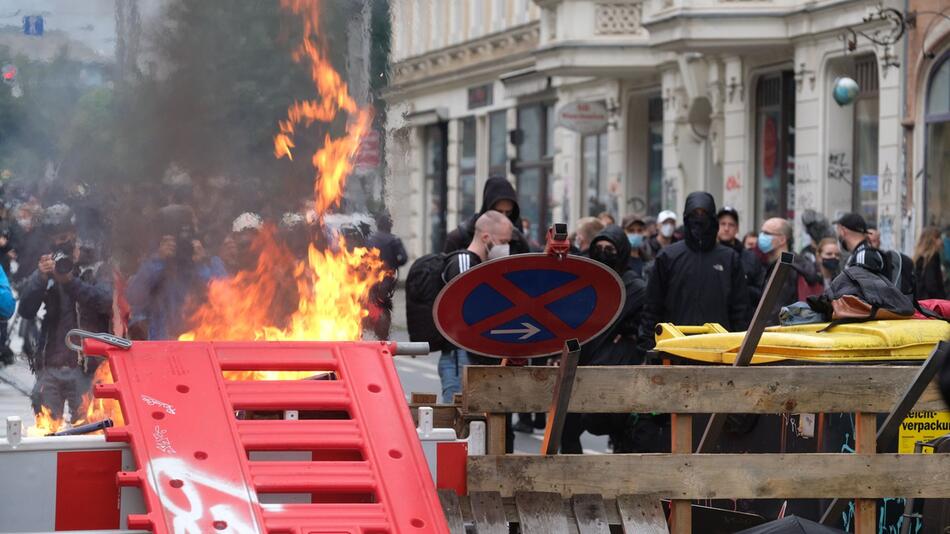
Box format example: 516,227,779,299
653,319,950,364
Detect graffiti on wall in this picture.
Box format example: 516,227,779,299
828,152,852,185
725,173,742,192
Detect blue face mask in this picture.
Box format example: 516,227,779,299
627,233,643,248
757,232,774,254
943,237,950,263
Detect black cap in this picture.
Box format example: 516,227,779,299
621,214,645,230
41,203,75,234
834,212,868,234
716,206,739,224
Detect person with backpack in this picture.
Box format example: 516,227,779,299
365,213,408,339
405,211,513,403
443,176,530,255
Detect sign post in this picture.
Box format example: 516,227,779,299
435,224,624,454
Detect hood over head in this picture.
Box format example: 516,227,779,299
589,224,631,274
683,191,719,252
479,176,520,226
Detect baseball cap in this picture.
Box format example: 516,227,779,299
621,214,645,230
833,213,868,234
717,206,739,223
658,210,677,224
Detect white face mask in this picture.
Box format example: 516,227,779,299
487,242,510,260
660,223,675,238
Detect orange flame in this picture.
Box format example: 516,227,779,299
27,361,124,437
27,406,63,437
181,0,385,378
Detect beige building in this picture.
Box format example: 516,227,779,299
385,0,915,260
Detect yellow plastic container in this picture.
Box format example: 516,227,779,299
653,319,950,364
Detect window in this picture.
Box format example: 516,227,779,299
424,124,448,253
755,71,795,223
925,53,950,230
853,56,879,224
647,96,664,215
459,117,477,216
489,110,507,177
583,132,609,217
515,103,555,243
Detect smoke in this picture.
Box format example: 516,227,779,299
0,0,389,275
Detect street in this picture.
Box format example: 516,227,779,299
0,288,607,452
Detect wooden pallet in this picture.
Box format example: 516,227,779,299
438,489,668,534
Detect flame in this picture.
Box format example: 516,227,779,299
27,361,124,437
27,407,63,437
181,0,385,378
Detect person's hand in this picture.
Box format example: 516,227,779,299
192,239,207,264
158,235,176,261
38,254,54,280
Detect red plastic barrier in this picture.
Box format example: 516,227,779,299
87,339,448,534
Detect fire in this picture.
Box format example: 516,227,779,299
27,407,63,437
26,361,124,437
181,0,385,378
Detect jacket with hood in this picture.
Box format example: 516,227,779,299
443,177,531,255
640,192,749,350
582,225,646,365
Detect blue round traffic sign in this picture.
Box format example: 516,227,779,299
433,253,625,358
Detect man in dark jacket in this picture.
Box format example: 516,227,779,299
758,217,822,325
19,204,113,423
718,206,765,321
443,176,531,255
640,192,749,350
365,213,408,339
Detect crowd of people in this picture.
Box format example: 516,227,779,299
0,177,408,424
413,174,950,454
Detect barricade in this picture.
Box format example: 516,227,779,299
82,338,449,534
460,350,950,534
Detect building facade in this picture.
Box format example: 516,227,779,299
385,0,927,260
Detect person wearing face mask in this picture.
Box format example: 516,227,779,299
18,204,112,423
816,237,841,290
437,211,514,403
570,225,655,453
126,204,227,340
621,215,648,276
647,210,678,257
757,217,821,325
639,192,749,352
443,176,530,255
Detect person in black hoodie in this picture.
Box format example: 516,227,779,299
443,176,531,255
640,192,749,351
560,225,648,453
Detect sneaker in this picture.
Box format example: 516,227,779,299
512,420,535,434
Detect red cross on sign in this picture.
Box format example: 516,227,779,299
434,253,625,358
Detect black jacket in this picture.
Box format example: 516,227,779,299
583,225,646,365
915,255,947,300
443,177,530,254
640,193,749,348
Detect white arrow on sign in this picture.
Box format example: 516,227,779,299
489,322,541,340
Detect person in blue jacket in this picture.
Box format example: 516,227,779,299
126,204,227,340
0,260,15,321
18,204,112,422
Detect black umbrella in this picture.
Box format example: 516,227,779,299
736,515,847,534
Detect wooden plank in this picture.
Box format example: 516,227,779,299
541,339,580,455
411,392,439,404
515,491,569,534
438,489,465,534
468,453,950,499
486,413,507,455
616,495,668,534
670,414,691,534
409,404,459,430
463,365,946,414
571,494,611,534
854,413,877,534
469,491,508,534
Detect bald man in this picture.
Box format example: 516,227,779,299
758,217,821,325
438,211,514,405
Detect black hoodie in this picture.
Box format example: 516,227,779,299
639,192,750,349
443,177,530,254
582,225,646,365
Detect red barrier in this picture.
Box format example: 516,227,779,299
87,339,448,534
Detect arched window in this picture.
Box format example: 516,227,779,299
925,52,950,228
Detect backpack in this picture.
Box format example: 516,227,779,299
405,253,449,352
807,264,916,328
